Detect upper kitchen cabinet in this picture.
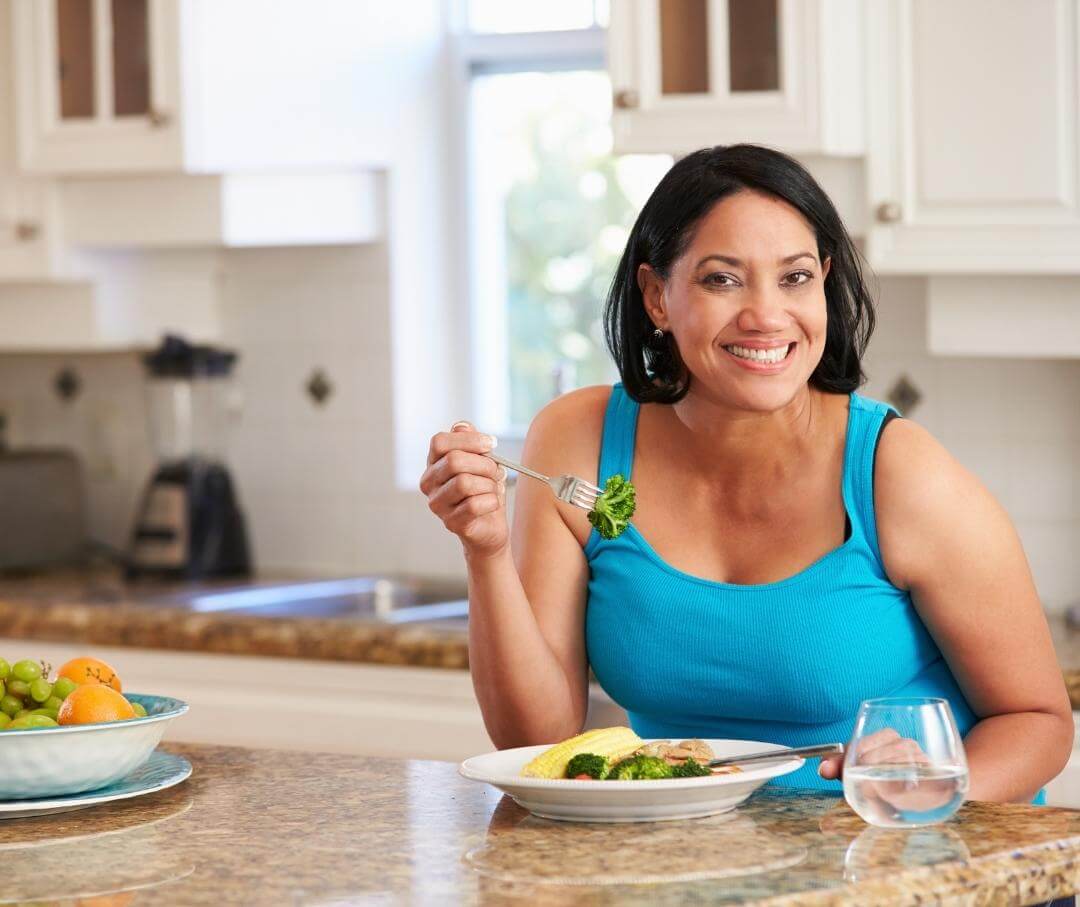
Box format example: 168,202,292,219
865,0,1080,274
607,0,864,156
11,0,417,174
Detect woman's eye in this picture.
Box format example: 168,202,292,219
783,270,813,286
705,273,738,287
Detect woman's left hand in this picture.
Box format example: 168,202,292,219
818,728,928,782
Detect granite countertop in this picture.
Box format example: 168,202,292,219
4,742,1080,905
0,566,470,669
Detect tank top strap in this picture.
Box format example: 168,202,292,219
843,392,900,565
597,383,640,485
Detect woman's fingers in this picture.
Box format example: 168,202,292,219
819,729,928,780
426,422,497,466
445,493,502,536
427,472,501,516
419,449,500,496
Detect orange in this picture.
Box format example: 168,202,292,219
57,656,123,692
57,684,135,725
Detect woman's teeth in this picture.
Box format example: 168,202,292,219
723,343,792,364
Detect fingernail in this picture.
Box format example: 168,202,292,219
485,435,498,449
451,421,470,431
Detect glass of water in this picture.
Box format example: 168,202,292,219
843,697,969,828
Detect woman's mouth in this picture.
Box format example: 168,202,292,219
721,341,796,371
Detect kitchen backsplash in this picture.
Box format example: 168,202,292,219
0,259,1077,609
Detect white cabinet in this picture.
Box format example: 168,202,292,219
0,638,628,760
11,0,421,175
865,0,1080,274
608,0,864,156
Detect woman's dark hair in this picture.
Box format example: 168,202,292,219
604,143,875,403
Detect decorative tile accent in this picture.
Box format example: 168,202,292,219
886,373,922,414
54,367,81,401
305,368,333,406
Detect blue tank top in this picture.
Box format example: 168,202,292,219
584,385,978,792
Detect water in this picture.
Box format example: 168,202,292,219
844,764,969,827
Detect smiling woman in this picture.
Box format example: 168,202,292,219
420,144,1073,809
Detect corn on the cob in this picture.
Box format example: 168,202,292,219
520,726,643,779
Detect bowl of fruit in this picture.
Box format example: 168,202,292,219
0,655,188,800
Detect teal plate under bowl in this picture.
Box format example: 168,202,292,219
0,751,192,819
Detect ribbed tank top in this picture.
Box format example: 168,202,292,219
584,385,978,792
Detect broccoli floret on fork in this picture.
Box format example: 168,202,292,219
588,474,636,540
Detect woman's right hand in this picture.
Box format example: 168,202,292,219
420,421,508,559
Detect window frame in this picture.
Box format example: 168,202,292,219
451,22,608,446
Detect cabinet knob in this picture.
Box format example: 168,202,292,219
875,201,902,223
13,221,40,242
148,108,172,128
613,89,639,110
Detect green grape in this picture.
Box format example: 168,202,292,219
7,678,30,699
0,713,10,729
130,701,147,718
0,694,21,717
29,678,52,703
0,659,9,681
52,677,78,700
43,695,64,711
14,709,31,719
26,714,57,728
11,659,42,683
28,708,58,720
0,679,4,699
7,716,32,729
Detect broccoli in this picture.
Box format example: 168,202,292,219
606,754,673,781
588,474,637,540
565,753,610,780
671,758,712,778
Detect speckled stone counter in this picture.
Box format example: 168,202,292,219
0,568,470,669
5,743,1080,906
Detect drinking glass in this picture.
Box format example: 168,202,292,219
843,697,969,828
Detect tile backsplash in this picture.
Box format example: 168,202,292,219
1,266,1077,610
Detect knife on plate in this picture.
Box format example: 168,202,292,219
707,742,844,768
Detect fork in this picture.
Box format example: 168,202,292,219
486,453,602,512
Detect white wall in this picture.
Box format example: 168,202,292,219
1,272,1078,603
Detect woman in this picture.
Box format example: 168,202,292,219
420,144,1072,801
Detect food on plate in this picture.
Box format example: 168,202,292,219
523,729,744,781
588,474,637,540
566,753,611,780
0,654,145,729
57,656,123,692
607,754,673,780
520,726,643,778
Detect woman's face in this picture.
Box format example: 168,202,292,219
641,189,831,413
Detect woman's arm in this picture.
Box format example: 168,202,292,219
871,418,1073,801
420,387,608,749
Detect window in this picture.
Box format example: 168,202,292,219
460,3,671,436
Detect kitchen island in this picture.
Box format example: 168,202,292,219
6,742,1080,905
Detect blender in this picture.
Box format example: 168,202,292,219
127,335,251,579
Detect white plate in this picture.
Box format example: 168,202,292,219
459,738,803,823
0,750,191,819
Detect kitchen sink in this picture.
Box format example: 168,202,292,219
147,576,469,625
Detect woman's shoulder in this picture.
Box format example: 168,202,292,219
873,413,1005,589
521,385,613,483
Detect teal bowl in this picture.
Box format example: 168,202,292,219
0,693,188,800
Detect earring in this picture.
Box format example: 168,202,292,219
653,328,665,341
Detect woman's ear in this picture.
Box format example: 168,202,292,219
822,256,832,280
637,263,667,330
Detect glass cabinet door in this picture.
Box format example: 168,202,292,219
653,0,781,100
54,0,151,121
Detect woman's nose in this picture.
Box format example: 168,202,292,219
735,287,789,333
